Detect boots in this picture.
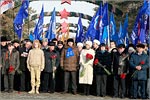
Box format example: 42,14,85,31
28,86,35,94
35,86,39,94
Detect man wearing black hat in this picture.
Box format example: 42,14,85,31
60,38,79,94
112,44,129,98
41,42,60,93
55,41,64,92
1,43,20,93
12,39,20,51
94,43,111,97
129,43,149,99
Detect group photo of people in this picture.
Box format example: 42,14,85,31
0,0,150,99
0,37,150,99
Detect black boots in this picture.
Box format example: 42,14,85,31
83,84,90,96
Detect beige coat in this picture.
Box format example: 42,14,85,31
79,49,95,85
27,48,45,71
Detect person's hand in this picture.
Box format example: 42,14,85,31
53,66,56,72
136,66,141,70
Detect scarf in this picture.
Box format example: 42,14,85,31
66,47,74,58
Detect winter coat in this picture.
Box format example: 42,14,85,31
1,49,20,75
129,52,149,80
60,45,79,71
79,49,95,85
19,47,31,71
27,48,45,71
43,49,60,73
113,51,129,75
94,50,111,75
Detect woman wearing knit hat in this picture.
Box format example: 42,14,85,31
79,41,95,96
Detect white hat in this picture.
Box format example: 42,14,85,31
93,39,100,45
128,47,135,52
85,41,92,47
77,42,83,47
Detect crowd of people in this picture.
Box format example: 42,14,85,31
0,36,150,99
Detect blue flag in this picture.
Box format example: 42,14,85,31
75,15,84,43
29,32,34,41
45,7,56,41
117,22,124,45
85,3,103,41
123,14,128,39
139,18,146,43
109,12,116,41
13,0,29,40
131,1,148,45
101,3,109,45
34,5,44,40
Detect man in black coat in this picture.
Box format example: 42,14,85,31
94,43,111,97
55,41,64,92
0,36,8,91
112,44,129,98
41,42,60,93
19,40,32,91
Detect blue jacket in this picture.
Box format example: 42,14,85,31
129,52,149,80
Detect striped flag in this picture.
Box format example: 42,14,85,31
0,0,14,14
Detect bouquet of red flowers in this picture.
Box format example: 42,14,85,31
131,61,145,78
50,54,57,79
86,53,93,61
8,65,14,73
120,73,126,79
80,53,93,77
94,59,111,75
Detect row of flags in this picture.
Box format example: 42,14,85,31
76,0,150,46
14,0,56,41
13,0,149,46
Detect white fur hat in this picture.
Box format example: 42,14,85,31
128,47,135,52
93,39,100,45
85,41,92,47
77,42,83,47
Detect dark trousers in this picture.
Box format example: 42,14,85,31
64,71,77,92
96,74,107,96
20,71,31,91
83,84,90,95
133,80,146,99
113,75,126,96
42,72,55,92
4,74,14,91
55,66,64,92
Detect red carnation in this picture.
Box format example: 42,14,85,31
140,61,145,65
51,55,57,59
94,59,99,65
120,73,126,79
86,53,93,60
8,65,14,73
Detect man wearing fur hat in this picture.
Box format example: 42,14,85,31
60,38,79,95
129,43,149,99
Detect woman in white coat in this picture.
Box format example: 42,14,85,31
79,41,95,95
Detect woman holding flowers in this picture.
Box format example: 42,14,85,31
129,44,149,99
79,41,95,96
